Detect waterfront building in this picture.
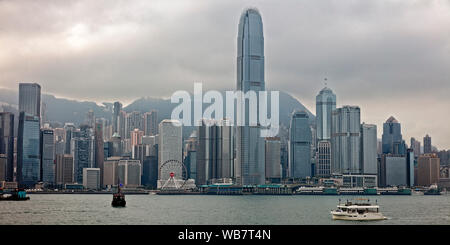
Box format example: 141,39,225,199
82,168,100,190
382,116,406,155
235,8,266,186
117,159,141,187
144,110,158,136
19,83,41,118
316,140,331,178
0,112,14,181
331,106,361,175
40,129,55,185
197,119,234,185
423,134,432,154
56,154,74,186
378,154,412,187
289,111,311,179
0,155,6,181
265,137,281,183
342,174,377,188
17,112,41,187
360,123,377,175
142,155,158,189
316,87,336,142
158,119,182,181
103,157,120,188
417,153,440,186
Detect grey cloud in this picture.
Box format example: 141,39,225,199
0,0,449,148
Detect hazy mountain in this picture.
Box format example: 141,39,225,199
0,88,315,138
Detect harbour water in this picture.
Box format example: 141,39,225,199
1,194,450,225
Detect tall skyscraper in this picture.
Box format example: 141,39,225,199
64,123,76,155
144,110,158,136
55,154,74,186
40,129,55,185
0,112,14,181
71,125,94,184
382,116,406,155
117,159,141,187
331,106,361,174
417,153,440,186
410,137,421,157
125,111,144,139
19,83,41,118
423,134,432,154
158,120,182,181
235,8,266,186
112,102,122,134
94,122,104,186
316,140,331,178
17,112,41,187
360,123,377,175
316,87,336,142
131,128,144,146
289,111,312,179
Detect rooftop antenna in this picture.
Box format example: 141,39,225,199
324,77,328,87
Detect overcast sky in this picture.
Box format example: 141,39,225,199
0,0,449,149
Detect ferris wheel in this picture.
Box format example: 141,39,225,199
159,159,188,190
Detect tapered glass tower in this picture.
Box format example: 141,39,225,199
235,8,265,185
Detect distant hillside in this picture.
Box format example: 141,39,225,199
0,88,315,138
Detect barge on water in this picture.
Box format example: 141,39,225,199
0,188,30,201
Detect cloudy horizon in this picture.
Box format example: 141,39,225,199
1,0,449,149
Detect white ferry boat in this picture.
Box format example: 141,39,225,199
331,198,387,221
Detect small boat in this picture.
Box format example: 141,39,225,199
424,184,441,195
331,198,387,221
111,182,126,207
0,188,30,201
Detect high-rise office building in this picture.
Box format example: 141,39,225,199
410,137,421,157
112,102,122,134
316,140,331,178
56,154,74,186
288,111,312,179
125,111,144,139
82,168,100,190
144,110,158,136
378,154,412,187
64,123,76,155
17,112,41,187
94,122,104,186
158,120,182,181
117,159,141,187
265,137,281,183
19,83,41,118
382,116,406,155
423,134,432,154
235,8,266,186
118,111,126,139
0,112,14,181
360,123,377,175
331,106,361,174
40,129,55,185
197,119,234,185
316,87,336,142
417,153,440,186
103,156,120,188
71,125,94,184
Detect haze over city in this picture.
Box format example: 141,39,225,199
0,0,449,149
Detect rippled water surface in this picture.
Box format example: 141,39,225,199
1,194,450,225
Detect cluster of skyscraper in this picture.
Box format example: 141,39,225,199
0,8,445,190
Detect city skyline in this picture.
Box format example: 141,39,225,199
0,1,449,149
